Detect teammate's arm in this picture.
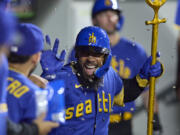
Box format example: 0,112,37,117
29,74,48,89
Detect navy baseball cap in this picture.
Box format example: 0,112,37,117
0,7,17,46
11,23,44,56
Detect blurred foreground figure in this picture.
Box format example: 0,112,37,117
0,8,59,134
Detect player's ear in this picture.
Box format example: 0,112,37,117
31,52,41,64
92,18,97,26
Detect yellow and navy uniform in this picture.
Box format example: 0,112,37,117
49,63,124,135
110,37,147,125
7,68,41,123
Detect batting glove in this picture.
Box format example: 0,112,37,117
40,35,66,81
136,52,164,87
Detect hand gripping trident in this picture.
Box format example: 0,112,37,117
145,0,166,135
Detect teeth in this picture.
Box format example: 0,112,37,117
86,65,96,69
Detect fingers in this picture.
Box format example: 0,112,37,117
45,35,51,46
46,121,59,128
37,112,46,121
147,51,161,63
40,122,59,135
149,62,161,77
45,35,60,54
59,50,66,60
53,38,59,54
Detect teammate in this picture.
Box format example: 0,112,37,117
0,6,59,135
40,25,163,135
90,0,163,134
6,23,59,134
0,0,61,134
175,0,180,101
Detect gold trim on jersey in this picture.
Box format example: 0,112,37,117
136,74,149,88
113,87,124,107
110,112,133,123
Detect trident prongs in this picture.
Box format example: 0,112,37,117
145,0,166,25
145,0,166,9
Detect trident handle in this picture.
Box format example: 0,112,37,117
145,0,166,135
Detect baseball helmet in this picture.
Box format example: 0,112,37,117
75,26,111,55
92,0,124,31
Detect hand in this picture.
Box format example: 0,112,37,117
94,54,112,78
29,74,48,88
40,35,66,80
153,113,163,135
139,52,163,80
33,113,59,135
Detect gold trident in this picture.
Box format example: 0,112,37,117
145,0,166,135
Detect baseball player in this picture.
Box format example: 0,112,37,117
67,0,163,134
91,0,163,134
6,23,59,134
0,0,60,134
40,25,163,135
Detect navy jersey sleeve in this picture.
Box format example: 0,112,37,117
123,77,145,102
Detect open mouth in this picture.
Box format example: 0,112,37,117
83,64,97,77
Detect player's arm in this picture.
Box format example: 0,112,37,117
123,54,164,102
123,77,145,102
29,74,48,89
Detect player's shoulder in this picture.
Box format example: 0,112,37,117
8,69,41,97
8,69,34,87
